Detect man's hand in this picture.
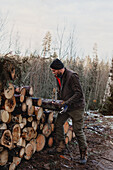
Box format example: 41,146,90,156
59,104,68,114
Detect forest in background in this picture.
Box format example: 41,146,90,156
9,51,109,112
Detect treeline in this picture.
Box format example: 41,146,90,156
16,54,109,111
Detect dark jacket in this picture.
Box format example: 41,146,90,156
57,68,85,111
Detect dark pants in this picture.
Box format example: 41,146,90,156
55,108,87,150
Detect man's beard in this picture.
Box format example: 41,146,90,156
57,72,62,78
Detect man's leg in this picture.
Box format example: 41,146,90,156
55,112,69,141
55,112,69,152
69,109,87,164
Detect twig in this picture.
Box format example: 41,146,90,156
101,156,113,163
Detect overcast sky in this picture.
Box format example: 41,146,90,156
0,0,113,61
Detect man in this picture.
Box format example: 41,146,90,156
50,58,87,164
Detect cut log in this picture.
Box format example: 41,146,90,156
1,130,13,149
51,123,54,132
13,156,21,166
32,121,38,131
0,123,7,130
40,113,45,124
9,162,16,170
22,117,27,125
36,134,46,152
20,86,34,96
4,83,14,99
35,107,43,121
22,127,36,141
30,97,64,110
0,95,2,105
40,123,44,130
24,143,34,160
20,94,25,103
65,136,69,144
0,146,4,152
17,137,26,147
72,131,76,138
5,96,16,112
19,147,25,158
0,149,8,166
14,94,24,103
30,139,36,154
32,97,42,107
12,114,22,124
12,124,21,144
27,116,33,122
22,102,27,112
48,136,54,147
26,97,32,108
66,129,73,142
19,123,25,129
0,110,11,123
63,121,69,134
48,111,53,123
28,105,35,116
42,123,52,138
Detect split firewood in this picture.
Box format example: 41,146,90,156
36,134,46,152
0,149,8,166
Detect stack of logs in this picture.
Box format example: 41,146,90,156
0,83,74,170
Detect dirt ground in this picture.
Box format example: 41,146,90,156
15,112,113,170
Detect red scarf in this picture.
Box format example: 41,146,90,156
55,76,61,88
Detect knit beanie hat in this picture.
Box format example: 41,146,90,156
50,58,64,70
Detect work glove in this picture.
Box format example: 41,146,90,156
59,104,68,114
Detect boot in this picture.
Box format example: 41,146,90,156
56,141,66,153
80,148,87,164
47,140,65,154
